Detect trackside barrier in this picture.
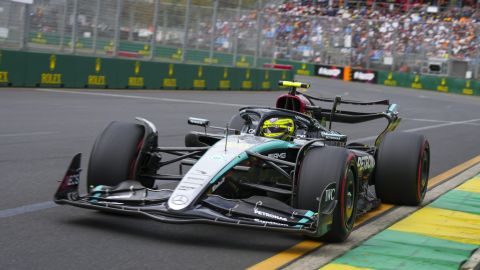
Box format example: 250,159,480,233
0,50,293,90
27,31,314,76
22,32,479,96
305,63,479,97
377,70,480,96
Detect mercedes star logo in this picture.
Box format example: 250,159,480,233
172,195,189,205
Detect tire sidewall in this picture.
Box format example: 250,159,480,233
87,121,146,190
296,147,358,242
375,132,429,205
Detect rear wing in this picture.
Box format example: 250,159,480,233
279,80,389,106
278,80,400,146
303,92,390,106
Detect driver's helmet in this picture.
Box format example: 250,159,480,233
261,117,295,140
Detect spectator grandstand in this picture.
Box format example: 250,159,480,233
271,1,479,63
0,0,478,78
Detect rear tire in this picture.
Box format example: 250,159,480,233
87,121,153,191
296,147,358,242
375,132,430,206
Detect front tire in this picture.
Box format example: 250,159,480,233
296,147,358,242
87,121,153,191
375,132,430,206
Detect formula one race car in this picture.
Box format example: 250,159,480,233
54,80,430,242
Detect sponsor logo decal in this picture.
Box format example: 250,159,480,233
128,77,144,87
171,195,189,205
384,72,397,86
318,67,341,77
87,58,106,86
268,152,286,159
315,65,344,79
321,132,344,141
253,219,288,227
107,194,133,199
211,177,225,192
411,74,422,89
0,71,8,84
195,169,208,175
67,174,79,186
41,73,62,85
253,201,287,222
357,155,375,170
219,80,230,89
351,69,377,83
325,188,335,202
41,55,62,85
88,75,106,86
194,66,205,88
353,71,375,81
209,154,227,161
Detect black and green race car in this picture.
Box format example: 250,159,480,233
54,80,430,242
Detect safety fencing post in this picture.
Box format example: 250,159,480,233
181,0,192,63
21,2,31,50
113,0,123,57
71,0,79,54
253,0,263,68
232,0,242,67
92,0,100,55
149,0,160,61
58,1,68,51
208,0,219,64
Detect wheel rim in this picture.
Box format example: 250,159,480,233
344,168,356,229
419,148,429,200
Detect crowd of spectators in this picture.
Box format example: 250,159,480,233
25,0,480,69
258,0,480,66
198,0,479,67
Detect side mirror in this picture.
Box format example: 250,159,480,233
188,117,210,127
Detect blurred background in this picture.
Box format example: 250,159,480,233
0,0,479,79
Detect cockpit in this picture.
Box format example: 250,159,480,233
229,108,322,141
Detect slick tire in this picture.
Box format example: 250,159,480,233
87,121,153,191
296,146,358,242
375,132,430,206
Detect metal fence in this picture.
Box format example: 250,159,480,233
0,0,479,79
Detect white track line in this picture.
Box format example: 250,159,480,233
405,118,480,127
37,88,250,107
0,131,56,137
353,117,480,143
0,202,56,218
404,118,451,123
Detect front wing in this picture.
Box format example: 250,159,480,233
54,154,337,237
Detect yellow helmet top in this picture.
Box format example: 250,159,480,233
261,117,295,140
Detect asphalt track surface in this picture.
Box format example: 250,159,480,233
1,76,479,270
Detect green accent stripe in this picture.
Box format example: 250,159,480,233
209,140,294,184
295,210,315,228
92,185,104,192
430,189,480,215
333,230,476,270
305,210,315,217
209,152,248,184
89,192,101,203
249,140,295,153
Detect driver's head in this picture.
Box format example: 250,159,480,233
261,117,295,140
